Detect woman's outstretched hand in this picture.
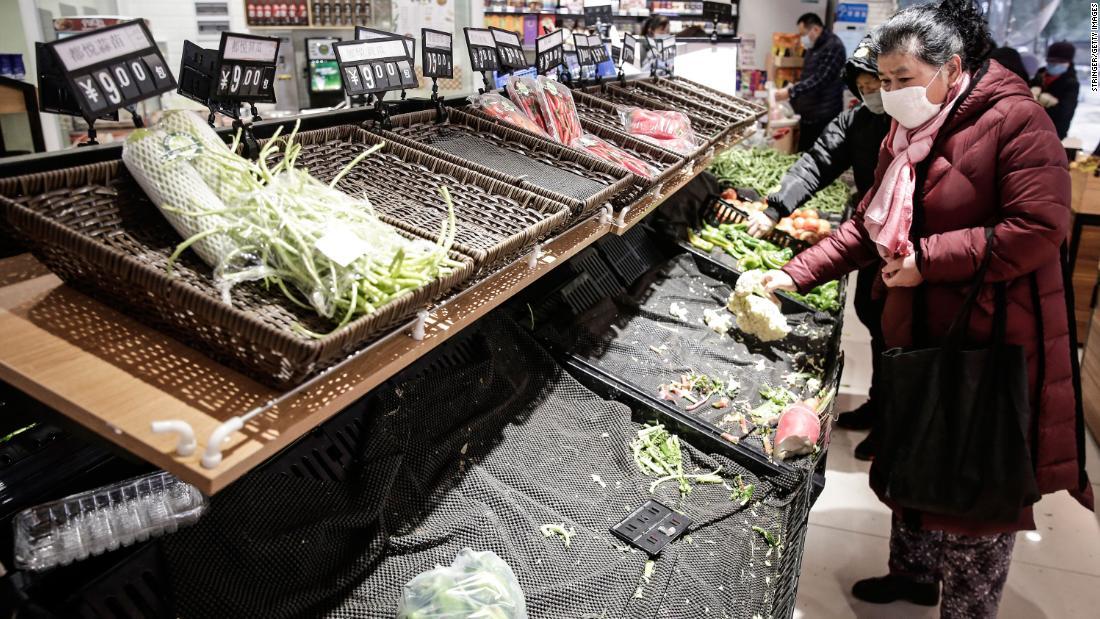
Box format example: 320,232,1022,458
882,254,923,287
762,270,797,296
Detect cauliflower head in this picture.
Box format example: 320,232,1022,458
727,270,790,342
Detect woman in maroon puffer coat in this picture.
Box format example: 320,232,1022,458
765,1,1093,617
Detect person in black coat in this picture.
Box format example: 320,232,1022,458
1031,41,1079,140
775,13,847,152
988,46,1029,84
750,37,891,459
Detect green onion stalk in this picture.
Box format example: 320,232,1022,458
123,110,460,337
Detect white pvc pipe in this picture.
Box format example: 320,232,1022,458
201,416,244,469
616,206,631,227
150,420,197,457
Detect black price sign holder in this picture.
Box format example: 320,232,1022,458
490,27,527,75
464,27,499,93
583,0,615,35
40,19,176,145
334,36,417,128
617,32,637,84
535,30,565,78
178,32,279,158
662,35,677,76
422,28,453,121
702,0,735,44
355,27,417,100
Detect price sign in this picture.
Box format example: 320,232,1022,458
490,27,527,71
464,28,499,73
588,34,610,64
621,33,637,66
422,28,453,79
611,45,621,65
213,32,279,102
44,20,175,119
334,37,416,96
536,30,565,74
583,0,614,26
702,0,735,22
573,33,595,67
661,35,677,60
356,26,415,63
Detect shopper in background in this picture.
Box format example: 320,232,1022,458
1031,41,1079,139
749,37,891,460
988,46,1029,84
764,0,1093,615
775,13,847,152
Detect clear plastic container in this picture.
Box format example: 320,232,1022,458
13,471,206,572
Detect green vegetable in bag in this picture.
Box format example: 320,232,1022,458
397,549,527,619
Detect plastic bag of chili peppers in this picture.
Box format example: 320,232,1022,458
570,134,659,179
506,75,557,138
469,92,551,138
633,134,697,155
618,106,696,142
536,76,584,145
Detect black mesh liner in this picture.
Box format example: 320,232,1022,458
534,253,837,468
392,124,612,201
162,316,802,618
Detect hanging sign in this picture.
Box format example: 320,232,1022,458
621,32,637,66
464,27,499,73
588,34,610,64
421,28,453,79
573,33,595,67
661,35,677,61
334,36,416,96
44,19,175,118
583,0,614,26
535,29,565,74
490,27,526,71
702,0,735,22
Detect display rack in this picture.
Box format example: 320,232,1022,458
0,126,722,494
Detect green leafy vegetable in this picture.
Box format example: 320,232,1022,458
752,525,782,548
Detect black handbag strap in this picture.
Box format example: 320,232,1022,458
942,227,997,350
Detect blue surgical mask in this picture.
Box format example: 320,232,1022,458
1046,63,1069,76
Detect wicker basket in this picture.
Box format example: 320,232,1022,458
597,82,743,141
367,108,637,216
578,84,729,147
0,160,475,389
463,105,687,190
568,88,712,162
639,77,766,125
264,125,571,270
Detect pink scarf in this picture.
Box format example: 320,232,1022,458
864,73,972,260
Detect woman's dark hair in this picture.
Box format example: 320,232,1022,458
871,0,994,72
797,13,824,29
642,15,670,37
988,46,1030,82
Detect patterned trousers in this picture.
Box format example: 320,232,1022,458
888,515,1016,619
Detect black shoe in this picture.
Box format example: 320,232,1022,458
836,401,875,430
852,575,940,606
854,433,875,461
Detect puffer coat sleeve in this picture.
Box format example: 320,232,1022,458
918,102,1071,284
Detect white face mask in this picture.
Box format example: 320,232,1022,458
880,64,947,129
861,90,885,114
800,33,813,49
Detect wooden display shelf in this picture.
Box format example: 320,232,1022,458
0,138,739,494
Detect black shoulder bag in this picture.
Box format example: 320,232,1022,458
873,228,1041,522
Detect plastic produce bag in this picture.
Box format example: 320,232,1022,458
570,134,659,179
618,106,696,144
505,75,556,138
537,75,583,145
469,92,550,138
397,548,527,619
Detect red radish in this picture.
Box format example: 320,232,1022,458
774,402,820,460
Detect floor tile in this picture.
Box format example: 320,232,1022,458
1013,489,1100,576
